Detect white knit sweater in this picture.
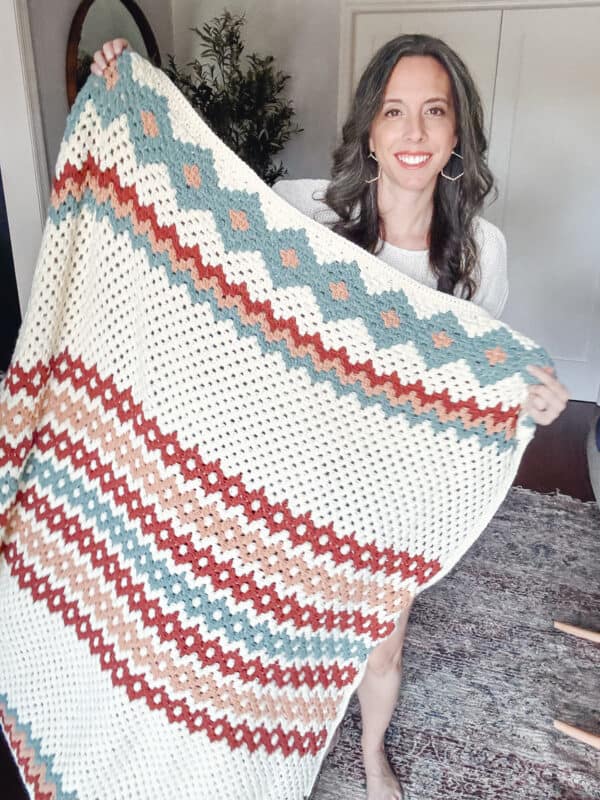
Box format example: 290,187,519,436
273,178,508,319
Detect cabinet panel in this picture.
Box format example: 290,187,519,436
487,6,600,401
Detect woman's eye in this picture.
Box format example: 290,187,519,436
384,108,401,117
426,107,445,116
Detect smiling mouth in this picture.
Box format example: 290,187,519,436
395,153,432,168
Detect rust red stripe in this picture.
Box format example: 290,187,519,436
3,352,442,583
2,382,409,616
4,541,327,758
33,419,394,640
20,483,355,692
13,500,339,729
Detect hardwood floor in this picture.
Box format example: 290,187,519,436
0,401,598,799
513,400,598,501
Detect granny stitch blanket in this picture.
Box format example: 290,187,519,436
0,51,551,800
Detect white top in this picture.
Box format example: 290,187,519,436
273,178,508,319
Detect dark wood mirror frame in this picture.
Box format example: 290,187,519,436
66,0,161,107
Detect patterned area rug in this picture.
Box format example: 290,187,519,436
311,487,600,800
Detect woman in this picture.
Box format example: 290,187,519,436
92,35,568,800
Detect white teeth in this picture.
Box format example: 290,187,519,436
398,154,430,165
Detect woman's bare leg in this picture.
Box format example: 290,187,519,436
357,598,413,800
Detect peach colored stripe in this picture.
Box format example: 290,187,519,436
51,176,515,440
15,505,338,730
0,391,45,442
23,380,406,618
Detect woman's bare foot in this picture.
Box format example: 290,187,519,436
362,740,404,800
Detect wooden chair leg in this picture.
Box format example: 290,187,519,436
553,621,600,644
553,621,599,750
554,720,600,751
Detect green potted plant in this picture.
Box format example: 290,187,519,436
163,11,302,185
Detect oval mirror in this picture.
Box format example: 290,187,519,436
66,0,160,107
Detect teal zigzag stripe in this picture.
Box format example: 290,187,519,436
50,192,524,451
63,51,552,389
0,693,79,800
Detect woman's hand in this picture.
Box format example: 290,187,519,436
90,39,129,77
523,365,569,426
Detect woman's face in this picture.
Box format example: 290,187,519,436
368,55,459,195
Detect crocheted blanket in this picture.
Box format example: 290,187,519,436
0,51,551,800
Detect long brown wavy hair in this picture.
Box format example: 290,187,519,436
324,34,496,299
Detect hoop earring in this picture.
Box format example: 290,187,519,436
441,150,464,182
365,151,381,184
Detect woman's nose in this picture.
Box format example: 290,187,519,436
403,113,426,142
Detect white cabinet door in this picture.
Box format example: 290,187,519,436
487,6,600,402
338,8,502,135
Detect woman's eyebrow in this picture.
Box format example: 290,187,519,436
382,96,450,104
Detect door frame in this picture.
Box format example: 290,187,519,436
0,0,49,314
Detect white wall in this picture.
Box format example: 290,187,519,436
1,0,49,313
172,0,340,179
27,0,174,178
